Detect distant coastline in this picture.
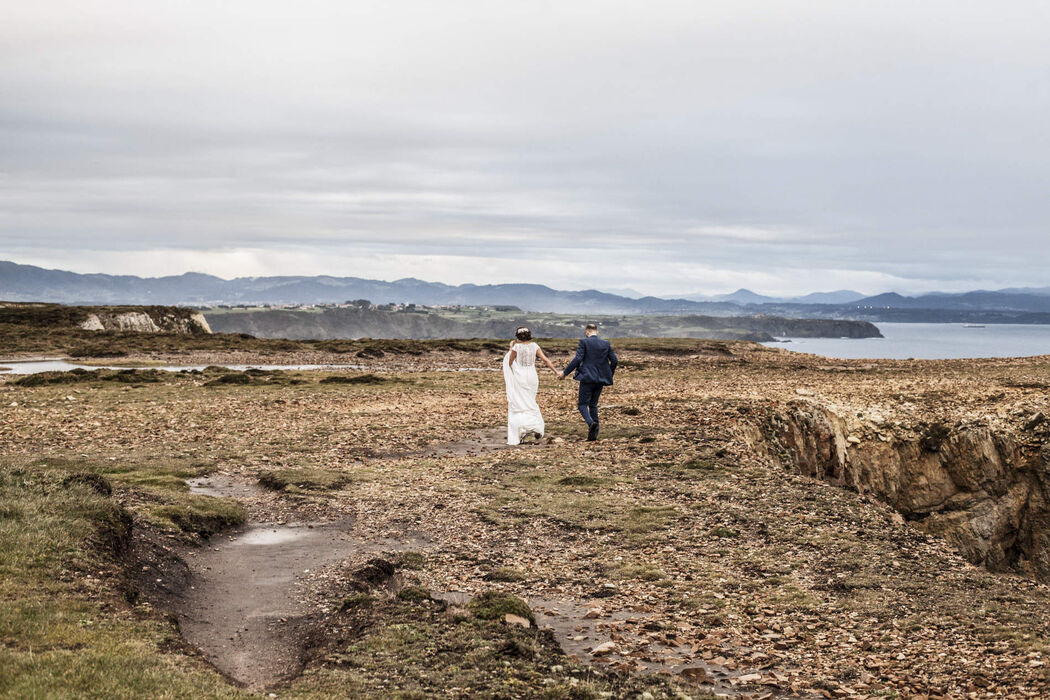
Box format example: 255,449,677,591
766,322,1050,360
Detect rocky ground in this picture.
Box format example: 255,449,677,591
3,339,1050,698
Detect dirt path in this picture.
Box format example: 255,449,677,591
176,520,360,689
403,427,556,458
173,478,423,690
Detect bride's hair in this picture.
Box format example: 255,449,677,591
515,327,532,341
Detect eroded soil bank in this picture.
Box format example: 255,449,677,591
760,399,1050,582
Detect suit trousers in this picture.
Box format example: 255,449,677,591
577,381,604,425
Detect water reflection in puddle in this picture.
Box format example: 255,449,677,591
233,526,310,546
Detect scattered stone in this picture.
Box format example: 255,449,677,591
504,613,531,628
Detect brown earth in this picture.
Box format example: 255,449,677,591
4,339,1050,698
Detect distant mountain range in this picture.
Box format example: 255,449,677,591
0,260,730,314
680,289,868,305
2,260,1049,322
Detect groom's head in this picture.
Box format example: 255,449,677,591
585,323,598,337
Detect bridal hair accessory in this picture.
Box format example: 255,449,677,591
517,326,529,334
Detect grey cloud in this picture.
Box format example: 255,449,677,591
1,1,1047,295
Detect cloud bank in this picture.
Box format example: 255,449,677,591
1,1,1047,295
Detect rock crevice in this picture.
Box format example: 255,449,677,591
763,403,1050,580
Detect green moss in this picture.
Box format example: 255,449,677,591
396,586,433,603
319,373,387,385
258,468,349,492
484,567,527,583
400,552,425,570
468,591,534,623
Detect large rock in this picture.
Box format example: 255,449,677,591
766,403,1050,581
78,309,210,334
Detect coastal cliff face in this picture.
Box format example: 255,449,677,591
0,303,211,335
761,402,1050,580
79,310,211,334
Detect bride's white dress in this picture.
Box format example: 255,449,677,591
503,341,545,445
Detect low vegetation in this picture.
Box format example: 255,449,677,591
0,463,245,698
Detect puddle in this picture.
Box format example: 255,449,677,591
171,476,432,690
232,525,312,546
174,520,361,689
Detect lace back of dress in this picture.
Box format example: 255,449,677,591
516,342,537,367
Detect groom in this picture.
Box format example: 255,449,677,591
560,324,618,441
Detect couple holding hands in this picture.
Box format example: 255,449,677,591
502,323,618,445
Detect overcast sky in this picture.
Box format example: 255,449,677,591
1,1,1047,296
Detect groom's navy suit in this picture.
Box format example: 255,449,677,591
563,334,618,426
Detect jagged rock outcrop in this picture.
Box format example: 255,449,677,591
78,310,211,334
764,403,1050,581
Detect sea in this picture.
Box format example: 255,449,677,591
765,322,1050,360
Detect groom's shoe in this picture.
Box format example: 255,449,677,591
587,421,599,441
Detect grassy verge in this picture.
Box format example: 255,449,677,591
0,464,247,699
20,455,246,538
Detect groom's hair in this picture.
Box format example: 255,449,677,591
585,323,598,333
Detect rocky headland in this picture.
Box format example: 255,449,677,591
203,306,881,342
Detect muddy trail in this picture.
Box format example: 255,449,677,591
158,457,761,696
177,519,358,688
169,477,424,690
167,427,551,690
402,426,556,459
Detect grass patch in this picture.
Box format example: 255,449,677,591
147,497,245,537
24,456,245,538
622,506,678,533
610,562,667,582
683,456,721,470
710,526,739,538
68,344,129,358
258,467,350,493
467,591,534,623
14,368,166,387
0,464,248,699
204,372,251,386
396,586,433,603
555,475,603,487
483,567,527,583
319,373,388,385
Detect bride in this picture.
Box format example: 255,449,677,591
503,326,559,445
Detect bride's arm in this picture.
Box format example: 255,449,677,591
508,340,517,366
536,346,558,374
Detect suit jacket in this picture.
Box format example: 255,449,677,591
563,335,618,385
